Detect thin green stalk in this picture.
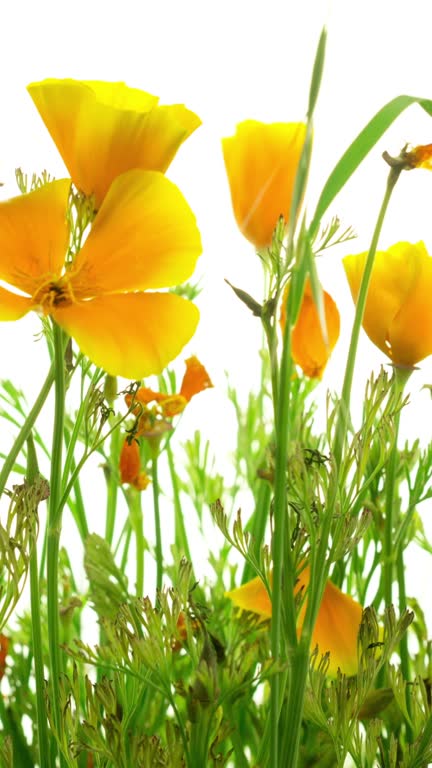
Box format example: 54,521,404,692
152,457,163,598
46,322,67,766
333,164,402,468
129,489,144,596
26,436,50,768
105,419,120,546
269,291,297,767
0,362,55,500
382,366,412,611
166,440,191,562
382,407,401,609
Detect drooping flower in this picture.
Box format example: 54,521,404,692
401,143,432,170
343,241,432,366
27,79,201,207
125,356,213,421
0,170,201,378
226,566,362,677
222,120,306,249
280,279,340,378
119,439,150,491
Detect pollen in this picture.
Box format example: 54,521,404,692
33,278,75,314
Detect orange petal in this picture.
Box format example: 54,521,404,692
69,169,202,296
405,143,432,169
343,242,432,365
226,575,272,618
222,120,306,248
53,291,199,379
0,180,70,296
228,565,361,677
281,280,340,378
180,355,213,401
28,79,201,206
310,578,363,677
119,438,141,484
0,287,32,321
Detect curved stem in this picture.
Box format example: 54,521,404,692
0,362,55,500
333,165,402,467
46,322,67,765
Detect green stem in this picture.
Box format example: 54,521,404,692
333,165,402,467
105,416,120,546
26,436,50,768
129,489,144,596
152,457,163,599
46,322,67,766
382,366,412,610
269,287,297,767
0,362,55,500
166,441,191,562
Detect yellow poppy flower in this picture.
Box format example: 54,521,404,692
280,279,340,378
226,566,362,677
222,120,306,249
27,79,201,207
0,170,201,378
343,241,432,366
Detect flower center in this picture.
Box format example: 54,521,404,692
33,278,74,314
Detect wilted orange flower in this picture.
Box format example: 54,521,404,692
0,172,201,378
27,79,201,207
344,241,432,366
280,279,340,378
403,143,432,170
126,356,213,421
222,120,306,248
119,439,150,491
226,566,362,677
0,634,9,680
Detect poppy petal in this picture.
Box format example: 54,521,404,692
222,120,306,248
69,169,202,296
0,287,32,320
180,356,213,401
344,242,429,364
53,291,199,378
28,79,201,206
290,281,340,378
0,180,70,296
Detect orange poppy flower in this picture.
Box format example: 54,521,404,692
280,279,340,378
226,566,362,677
27,79,201,207
0,171,201,378
343,241,432,366
222,120,306,249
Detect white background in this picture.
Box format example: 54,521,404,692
0,0,431,627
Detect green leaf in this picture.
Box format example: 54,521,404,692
309,94,432,238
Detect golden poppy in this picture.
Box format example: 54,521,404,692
226,565,362,677
27,78,201,207
222,120,306,248
280,279,340,378
0,170,201,378
343,241,432,366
